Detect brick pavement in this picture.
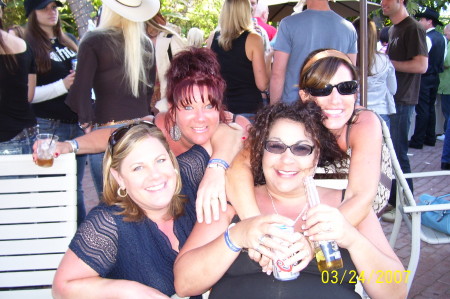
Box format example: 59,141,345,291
81,139,450,299
380,139,450,299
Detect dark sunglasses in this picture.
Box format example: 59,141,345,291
305,80,358,97
264,140,314,156
108,121,156,155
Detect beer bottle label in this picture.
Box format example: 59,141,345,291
320,241,342,263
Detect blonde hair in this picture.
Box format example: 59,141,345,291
218,0,253,51
97,5,153,97
353,17,377,76
102,123,185,222
187,27,204,48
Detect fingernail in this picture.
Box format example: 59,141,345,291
303,230,308,236
55,153,59,157
242,136,246,140
301,224,306,230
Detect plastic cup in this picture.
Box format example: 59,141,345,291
36,134,58,167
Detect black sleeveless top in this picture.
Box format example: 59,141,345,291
211,31,262,114
0,45,36,141
210,208,361,298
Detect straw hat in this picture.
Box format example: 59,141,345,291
102,0,160,22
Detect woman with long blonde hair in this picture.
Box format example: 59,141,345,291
208,0,270,121
65,0,159,198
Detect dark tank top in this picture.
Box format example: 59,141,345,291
209,214,361,299
211,31,262,114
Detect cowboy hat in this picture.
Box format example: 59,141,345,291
102,0,160,22
415,7,443,27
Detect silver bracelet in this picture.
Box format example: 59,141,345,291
65,140,79,154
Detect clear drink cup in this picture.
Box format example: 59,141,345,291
36,134,58,167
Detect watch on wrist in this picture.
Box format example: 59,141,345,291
78,122,91,131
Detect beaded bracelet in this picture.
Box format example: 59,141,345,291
207,163,227,170
224,223,242,252
208,158,230,170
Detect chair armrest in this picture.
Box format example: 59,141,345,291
403,203,450,214
403,170,450,179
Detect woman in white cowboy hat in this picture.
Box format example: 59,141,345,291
65,0,160,198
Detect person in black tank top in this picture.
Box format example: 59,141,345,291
208,0,269,120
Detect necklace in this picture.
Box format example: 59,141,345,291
267,188,308,225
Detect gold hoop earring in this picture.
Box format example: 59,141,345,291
117,187,127,198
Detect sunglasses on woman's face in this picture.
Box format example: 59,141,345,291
108,121,156,155
305,80,358,97
264,140,314,156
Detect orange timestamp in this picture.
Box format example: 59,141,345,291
321,270,411,284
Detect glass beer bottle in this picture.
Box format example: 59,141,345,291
304,176,343,272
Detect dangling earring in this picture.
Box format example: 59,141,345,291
117,186,127,198
169,124,181,141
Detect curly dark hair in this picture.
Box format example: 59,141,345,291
248,101,349,186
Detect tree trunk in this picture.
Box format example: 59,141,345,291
67,0,94,38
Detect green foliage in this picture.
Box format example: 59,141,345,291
160,0,222,38
369,0,449,28
1,0,102,37
2,0,27,29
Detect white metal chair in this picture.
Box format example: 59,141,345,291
381,118,450,294
0,153,77,299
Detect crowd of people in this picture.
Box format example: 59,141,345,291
2,0,449,297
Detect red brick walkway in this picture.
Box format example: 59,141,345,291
381,140,450,298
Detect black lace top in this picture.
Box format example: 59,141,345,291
69,145,208,297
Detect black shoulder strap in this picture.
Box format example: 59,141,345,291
345,108,370,149
168,43,173,61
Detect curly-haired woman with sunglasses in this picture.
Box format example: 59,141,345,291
224,48,391,237
53,122,205,298
174,101,405,299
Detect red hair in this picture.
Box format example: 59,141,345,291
165,47,227,131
